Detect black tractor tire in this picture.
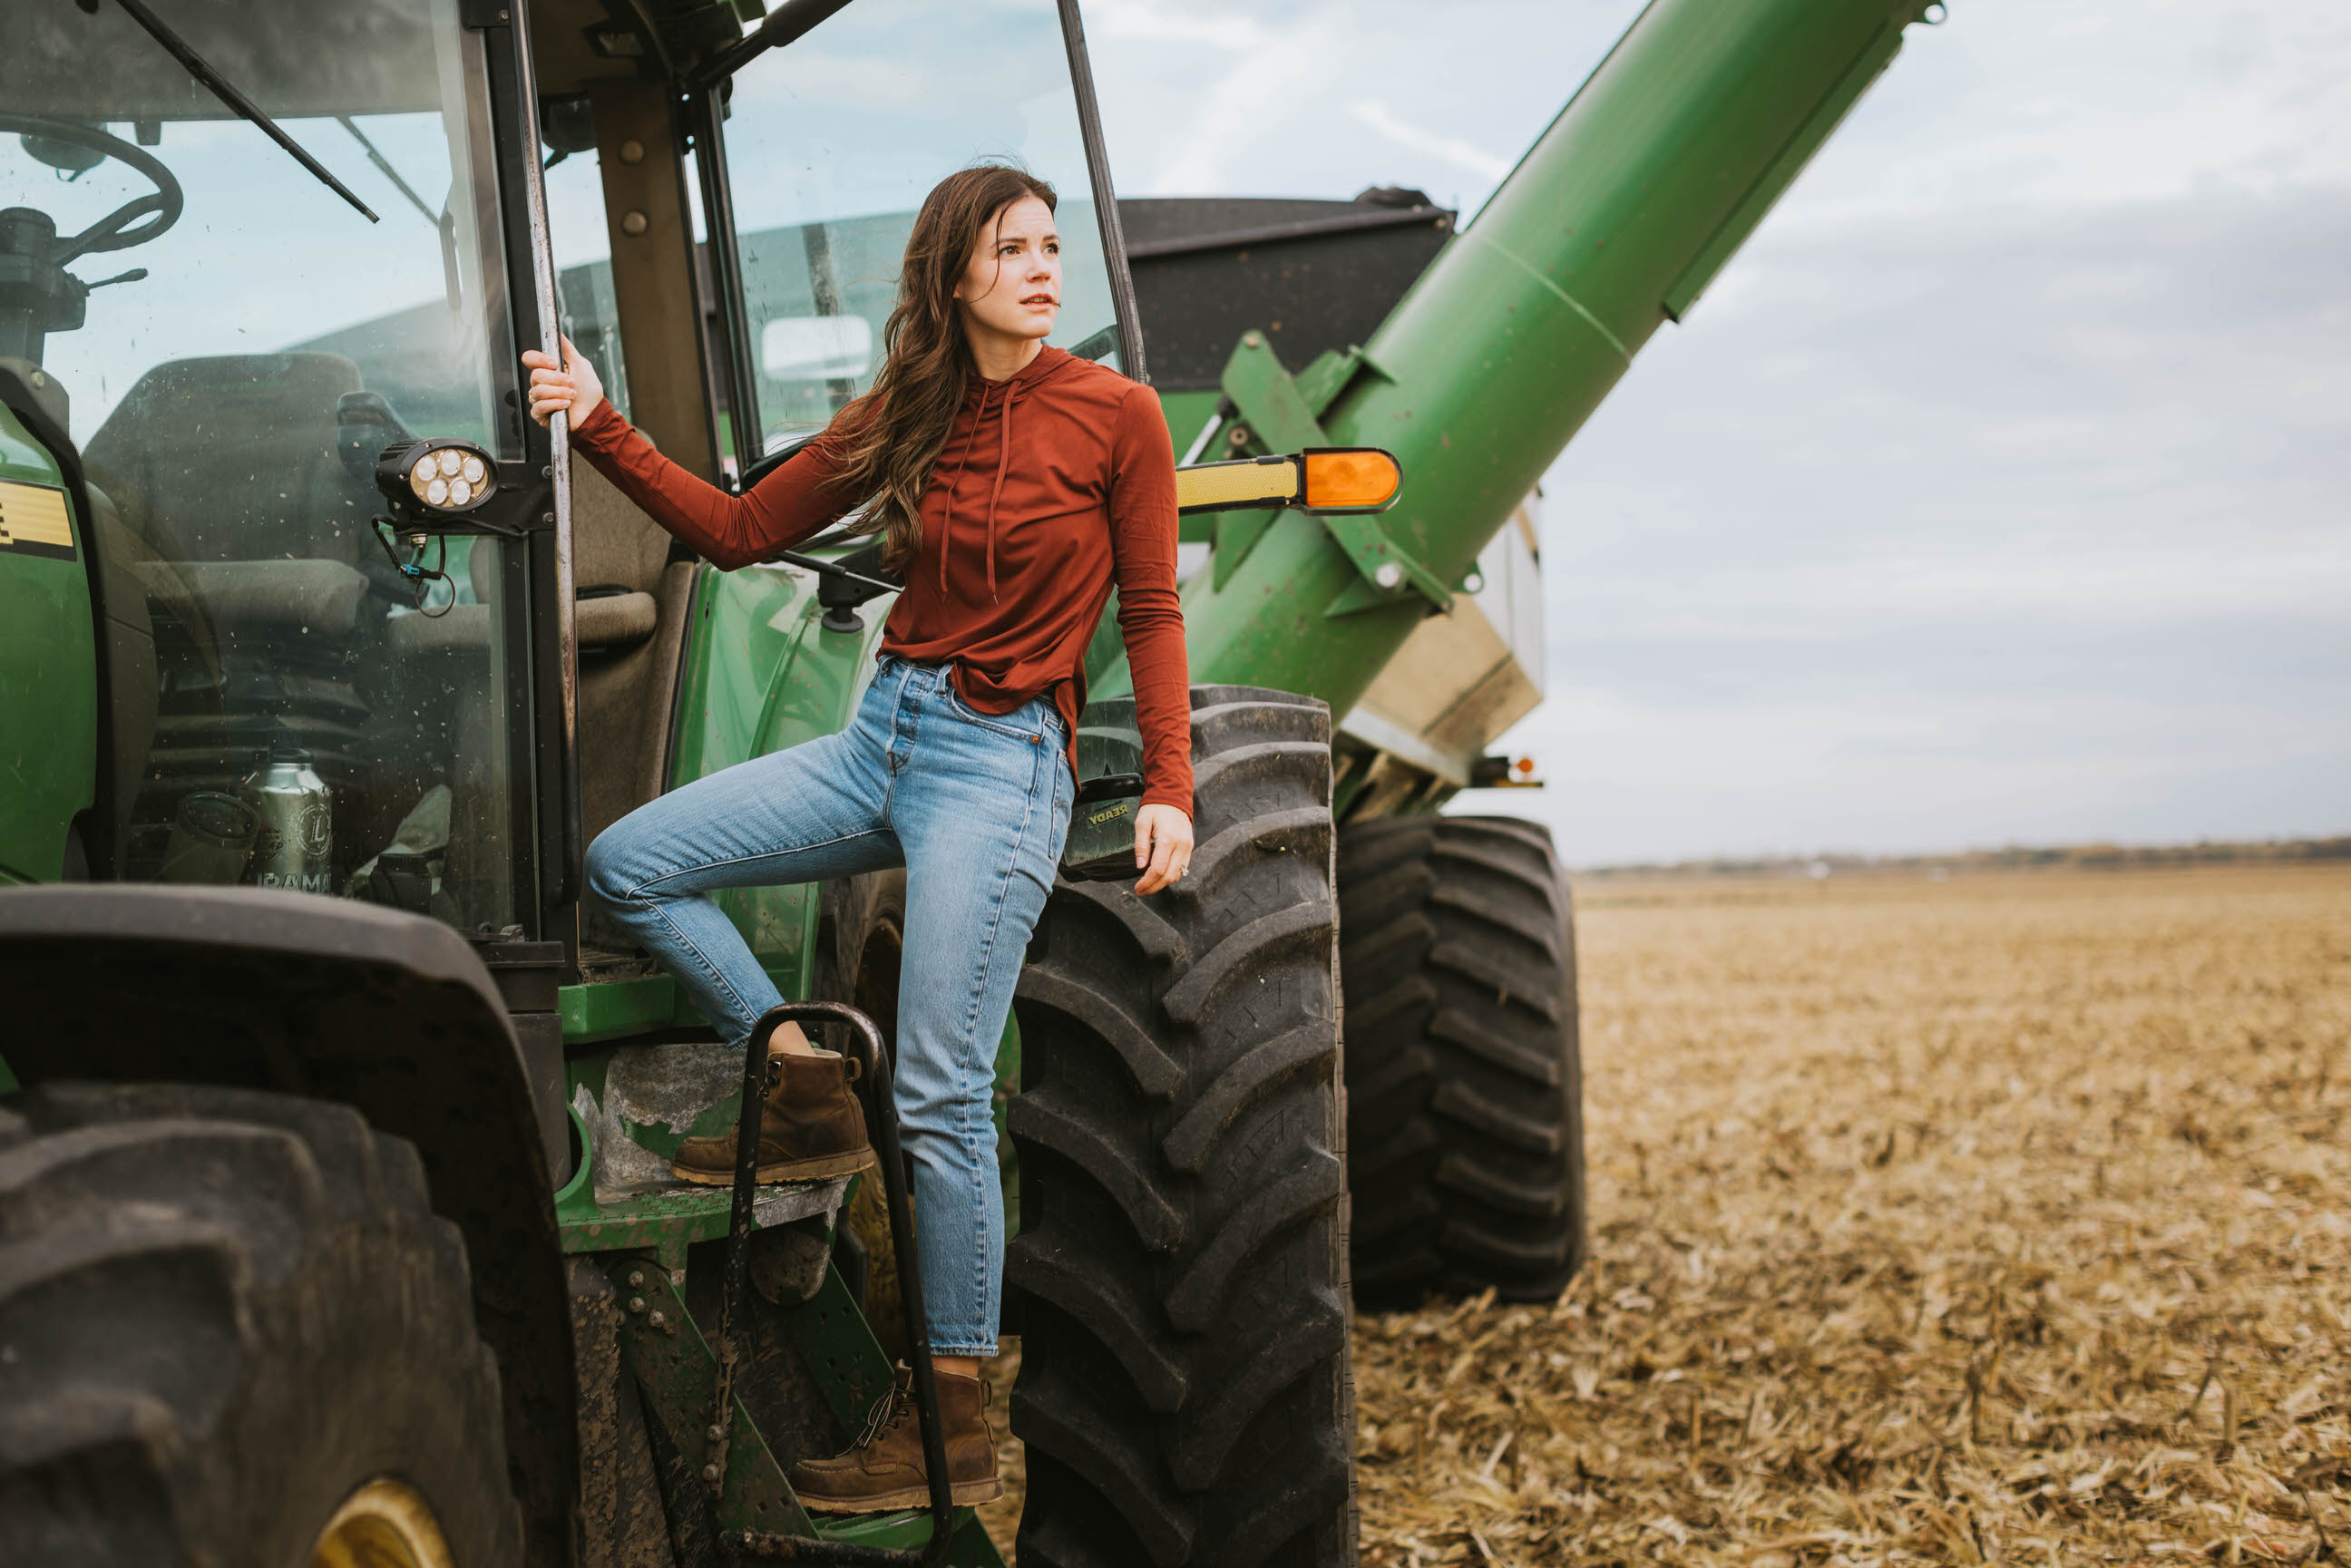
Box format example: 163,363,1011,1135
1010,686,1354,1568
1335,814,1586,1306
0,1081,523,1565
817,867,914,1356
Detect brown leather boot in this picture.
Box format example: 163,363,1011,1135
669,1050,876,1184
791,1365,1002,1513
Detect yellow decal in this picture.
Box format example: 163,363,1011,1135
1175,457,1301,512
1086,803,1133,828
0,480,74,557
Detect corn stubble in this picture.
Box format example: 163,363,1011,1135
980,867,2347,1563
1356,867,2349,1565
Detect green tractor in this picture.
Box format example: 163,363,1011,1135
0,0,1940,1563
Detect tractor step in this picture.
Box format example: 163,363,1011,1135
709,1001,962,1568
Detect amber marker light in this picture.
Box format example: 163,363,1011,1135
1300,447,1402,513
1172,445,1403,515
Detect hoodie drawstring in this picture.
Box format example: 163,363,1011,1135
934,403,982,597
981,385,1019,602
936,376,1023,602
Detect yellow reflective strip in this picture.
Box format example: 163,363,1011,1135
1174,457,1300,511
0,480,73,550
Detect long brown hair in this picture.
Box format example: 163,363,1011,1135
834,163,1058,572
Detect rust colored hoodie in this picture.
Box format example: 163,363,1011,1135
571,345,1192,812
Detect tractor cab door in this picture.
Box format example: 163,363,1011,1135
0,0,566,935
695,0,1146,466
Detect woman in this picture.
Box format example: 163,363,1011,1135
523,164,1194,1511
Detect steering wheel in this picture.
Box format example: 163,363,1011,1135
0,112,184,263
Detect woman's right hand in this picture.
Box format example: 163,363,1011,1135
522,335,604,427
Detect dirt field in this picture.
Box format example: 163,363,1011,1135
985,865,2351,1563
1356,865,2350,1564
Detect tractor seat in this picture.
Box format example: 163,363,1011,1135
380,586,658,656
149,560,371,638
81,352,367,569
576,588,657,648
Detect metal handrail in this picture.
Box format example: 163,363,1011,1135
715,1001,958,1566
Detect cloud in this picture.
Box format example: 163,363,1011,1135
1079,0,1272,51
1346,101,1511,182
1482,181,2351,863
1750,0,2351,229
1081,0,1636,202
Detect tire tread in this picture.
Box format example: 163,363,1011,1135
1335,816,1585,1305
1012,687,1353,1568
0,1083,522,1563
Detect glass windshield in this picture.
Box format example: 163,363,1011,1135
2,0,524,931
717,0,1125,453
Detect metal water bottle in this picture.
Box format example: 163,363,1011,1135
240,741,334,894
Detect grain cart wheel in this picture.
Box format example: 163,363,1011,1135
1335,815,1586,1306
1010,687,1355,1568
0,1082,522,1565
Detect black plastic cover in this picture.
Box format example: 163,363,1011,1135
1118,191,1456,391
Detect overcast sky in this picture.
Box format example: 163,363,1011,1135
17,2,2336,867
1082,0,2351,865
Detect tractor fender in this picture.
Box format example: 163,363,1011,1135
653,560,900,1013
0,882,577,1566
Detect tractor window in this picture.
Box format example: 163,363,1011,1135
2,0,526,930
714,0,1128,454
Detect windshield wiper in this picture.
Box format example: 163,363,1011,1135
94,0,380,223
337,115,462,313
337,116,434,225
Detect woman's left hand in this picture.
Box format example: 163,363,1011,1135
1134,803,1194,895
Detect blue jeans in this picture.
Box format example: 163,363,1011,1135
585,654,1072,1356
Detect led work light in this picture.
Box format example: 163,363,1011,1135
373,438,500,521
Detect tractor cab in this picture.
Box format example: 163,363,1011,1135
0,0,1142,950
2,0,548,929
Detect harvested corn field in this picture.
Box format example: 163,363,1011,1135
980,865,2349,1562
1354,865,2350,1564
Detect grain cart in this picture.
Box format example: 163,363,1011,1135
0,0,1939,1563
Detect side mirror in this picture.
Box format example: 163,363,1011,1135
1174,446,1402,515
